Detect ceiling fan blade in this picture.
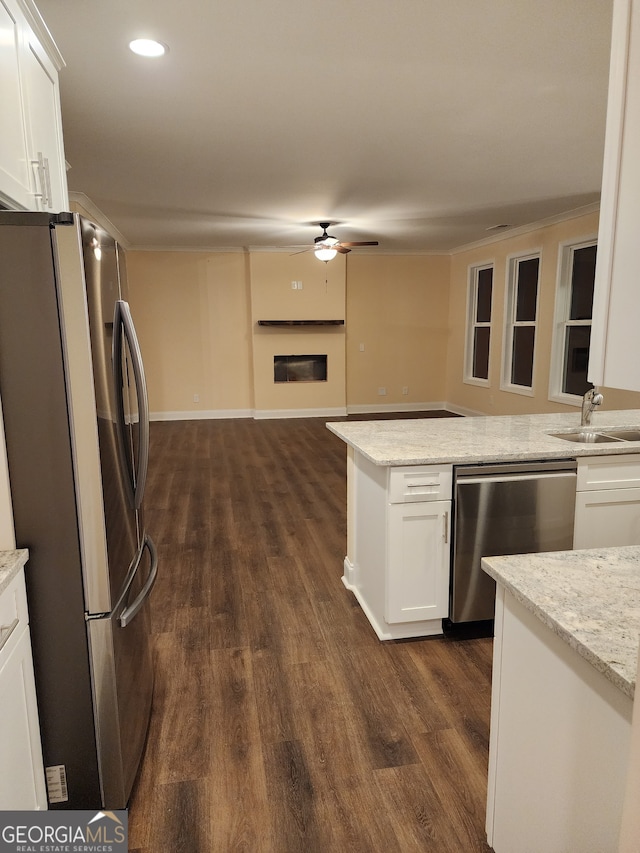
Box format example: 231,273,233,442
338,241,379,247
336,246,351,254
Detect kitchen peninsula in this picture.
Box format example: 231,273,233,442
327,410,640,640
481,546,640,852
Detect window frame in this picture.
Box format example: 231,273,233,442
463,261,494,387
500,250,542,398
548,236,598,407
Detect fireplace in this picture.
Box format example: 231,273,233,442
274,354,327,383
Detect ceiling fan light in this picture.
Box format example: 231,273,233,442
314,247,338,262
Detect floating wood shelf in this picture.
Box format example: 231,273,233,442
257,319,345,326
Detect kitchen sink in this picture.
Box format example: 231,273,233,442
550,428,640,444
599,429,640,442
552,431,623,443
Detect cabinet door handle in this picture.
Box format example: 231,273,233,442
443,511,449,544
0,617,20,655
43,156,53,209
31,152,50,208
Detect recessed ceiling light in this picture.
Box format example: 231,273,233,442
129,38,167,58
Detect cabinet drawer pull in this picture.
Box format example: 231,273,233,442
0,617,20,654
407,482,437,488
443,511,449,544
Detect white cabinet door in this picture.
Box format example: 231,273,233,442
21,30,68,211
574,488,640,548
0,568,47,809
0,0,67,212
589,0,640,391
0,0,32,208
0,626,47,809
387,500,450,623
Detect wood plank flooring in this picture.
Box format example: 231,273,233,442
127,416,493,852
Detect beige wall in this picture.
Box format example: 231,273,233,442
123,211,640,420
346,254,451,408
249,252,347,415
445,211,640,416
126,251,253,418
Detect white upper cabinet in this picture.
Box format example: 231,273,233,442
0,0,68,212
0,0,31,207
589,0,640,392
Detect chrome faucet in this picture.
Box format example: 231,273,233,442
581,387,604,426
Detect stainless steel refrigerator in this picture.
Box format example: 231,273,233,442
0,211,157,809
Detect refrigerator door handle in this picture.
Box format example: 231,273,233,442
112,299,150,509
120,535,158,628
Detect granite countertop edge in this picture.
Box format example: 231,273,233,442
482,547,640,700
327,410,640,466
0,549,29,596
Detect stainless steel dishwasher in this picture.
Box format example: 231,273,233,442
448,459,577,627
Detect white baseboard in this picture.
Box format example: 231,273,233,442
342,556,357,587
150,408,253,421
253,406,348,420
342,578,444,641
443,402,485,417
346,401,448,415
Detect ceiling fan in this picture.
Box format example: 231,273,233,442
301,222,379,262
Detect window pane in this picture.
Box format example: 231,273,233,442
569,245,597,320
511,326,535,387
473,327,490,379
515,258,539,322
476,268,493,323
563,326,592,396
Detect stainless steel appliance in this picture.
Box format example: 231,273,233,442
449,459,577,626
0,211,157,809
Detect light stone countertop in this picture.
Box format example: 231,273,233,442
481,547,640,699
0,549,28,596
327,409,640,466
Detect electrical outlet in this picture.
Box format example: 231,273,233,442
291,281,297,290
378,387,387,396
193,394,200,403
402,386,409,395
359,343,365,352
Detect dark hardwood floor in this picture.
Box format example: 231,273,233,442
128,415,493,853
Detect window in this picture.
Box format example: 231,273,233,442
502,253,540,395
465,264,494,384
549,240,597,404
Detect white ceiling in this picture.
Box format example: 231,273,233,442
36,0,614,253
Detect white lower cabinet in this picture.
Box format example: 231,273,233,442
387,500,450,623
574,454,640,548
487,585,632,853
0,568,47,809
343,454,452,640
